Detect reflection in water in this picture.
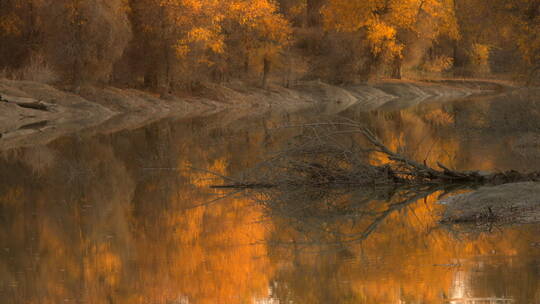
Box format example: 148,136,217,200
1,91,540,303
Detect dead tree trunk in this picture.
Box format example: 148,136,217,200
391,56,402,79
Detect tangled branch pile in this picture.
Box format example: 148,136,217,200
207,121,540,246
216,122,540,190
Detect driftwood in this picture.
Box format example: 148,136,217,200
0,94,50,111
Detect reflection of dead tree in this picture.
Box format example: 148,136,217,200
254,182,468,248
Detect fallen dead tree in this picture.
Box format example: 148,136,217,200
212,121,540,190
206,121,540,246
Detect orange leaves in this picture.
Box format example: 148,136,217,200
0,13,23,37
366,20,403,57
229,0,277,25
127,156,274,304
150,0,291,71
185,27,225,53
508,1,540,65
322,0,374,32
83,243,122,288
323,0,459,61
226,0,292,54
470,43,491,68
139,0,227,67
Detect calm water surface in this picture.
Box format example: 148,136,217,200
1,90,540,303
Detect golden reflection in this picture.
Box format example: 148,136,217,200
129,158,273,304
269,189,540,303
2,97,540,303
0,124,275,303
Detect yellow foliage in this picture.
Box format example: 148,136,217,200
470,43,491,66
125,156,274,303
0,13,23,36
226,0,292,61
141,0,291,74
366,19,403,57
289,2,308,20
423,55,454,72
323,0,459,61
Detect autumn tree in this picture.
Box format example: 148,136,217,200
322,0,459,79
450,0,538,79
306,0,325,27
225,0,292,86
1,0,538,87
503,0,540,82
123,0,291,91
0,0,43,70
39,0,132,84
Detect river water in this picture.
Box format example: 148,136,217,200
1,89,540,303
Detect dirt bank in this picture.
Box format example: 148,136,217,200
0,78,514,151
441,182,540,226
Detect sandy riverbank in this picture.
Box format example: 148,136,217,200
0,78,514,151
441,182,540,228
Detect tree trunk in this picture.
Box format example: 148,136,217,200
307,0,324,27
72,31,83,85
262,56,271,88
391,56,402,79
144,68,158,89
160,6,170,92
285,57,292,88
244,54,249,74
26,1,38,51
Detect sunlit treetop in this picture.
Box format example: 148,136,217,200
322,0,459,59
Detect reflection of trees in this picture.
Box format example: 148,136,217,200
245,93,540,303
0,138,135,303
128,156,273,304
0,112,297,303
263,181,540,303
2,91,540,304
344,90,540,173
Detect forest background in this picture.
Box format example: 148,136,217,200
1,0,539,93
